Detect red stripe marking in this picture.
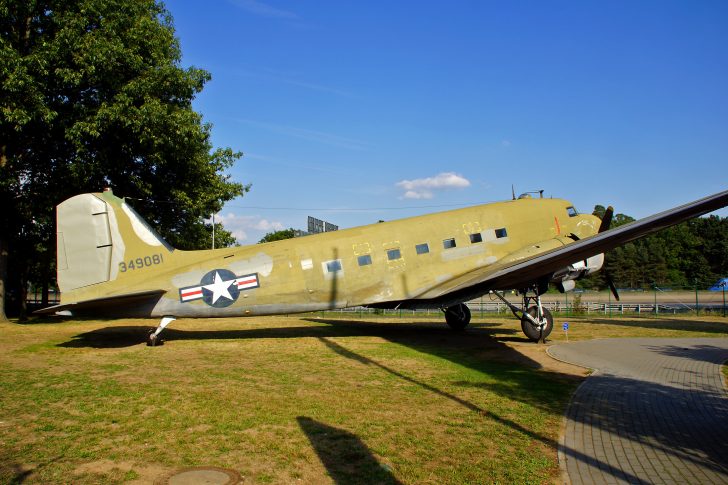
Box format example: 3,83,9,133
182,289,203,297
237,278,257,286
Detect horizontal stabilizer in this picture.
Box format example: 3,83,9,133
34,289,166,316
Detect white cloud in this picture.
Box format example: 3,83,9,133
213,213,284,243
396,172,471,199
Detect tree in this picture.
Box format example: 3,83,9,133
259,229,297,244
582,205,727,290
0,0,249,319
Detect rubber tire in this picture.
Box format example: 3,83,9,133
520,306,554,342
444,303,471,330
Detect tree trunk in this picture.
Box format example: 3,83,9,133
0,237,7,321
42,281,49,306
18,267,28,322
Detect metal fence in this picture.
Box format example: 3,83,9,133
320,290,728,318
27,288,728,318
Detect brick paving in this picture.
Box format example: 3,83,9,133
548,338,728,485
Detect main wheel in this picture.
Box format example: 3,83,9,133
520,306,553,342
444,303,471,330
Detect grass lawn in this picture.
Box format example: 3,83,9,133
0,314,726,484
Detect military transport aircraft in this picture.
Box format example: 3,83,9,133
39,188,728,345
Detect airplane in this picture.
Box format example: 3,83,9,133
38,188,728,346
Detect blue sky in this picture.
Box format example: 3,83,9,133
166,0,728,244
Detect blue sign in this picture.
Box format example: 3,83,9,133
562,322,569,331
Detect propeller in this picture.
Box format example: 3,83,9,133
598,206,613,233
606,277,620,302
598,205,620,301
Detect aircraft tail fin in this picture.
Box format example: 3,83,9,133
56,190,173,294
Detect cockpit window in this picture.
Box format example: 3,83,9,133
567,206,578,217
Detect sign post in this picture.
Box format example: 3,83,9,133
562,322,569,342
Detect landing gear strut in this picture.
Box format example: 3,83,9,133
492,287,554,343
148,316,176,346
520,305,553,343
443,303,471,330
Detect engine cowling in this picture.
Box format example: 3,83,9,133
551,253,604,291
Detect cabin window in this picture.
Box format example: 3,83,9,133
443,238,456,249
415,243,430,255
358,254,372,266
325,259,342,273
495,228,508,238
387,248,401,260
567,206,578,217
469,233,483,244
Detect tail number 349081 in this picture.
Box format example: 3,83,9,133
119,253,164,272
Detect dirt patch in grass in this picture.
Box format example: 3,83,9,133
510,342,588,379
73,460,169,484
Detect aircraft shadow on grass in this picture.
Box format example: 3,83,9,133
53,319,686,484
314,333,728,482
2,455,63,484
315,335,559,447
56,318,521,349
57,318,573,418
297,416,402,485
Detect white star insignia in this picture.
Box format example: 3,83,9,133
203,271,235,304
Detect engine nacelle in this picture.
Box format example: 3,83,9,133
551,253,604,289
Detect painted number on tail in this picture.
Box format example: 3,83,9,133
119,253,164,272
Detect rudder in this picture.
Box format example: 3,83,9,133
56,190,171,293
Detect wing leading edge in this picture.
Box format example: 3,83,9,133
407,189,728,307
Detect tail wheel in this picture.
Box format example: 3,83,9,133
444,303,471,330
521,306,553,342
147,329,163,347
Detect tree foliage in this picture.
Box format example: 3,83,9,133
0,0,249,317
582,208,727,290
259,228,297,244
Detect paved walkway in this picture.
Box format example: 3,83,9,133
548,338,728,485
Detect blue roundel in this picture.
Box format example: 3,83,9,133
200,269,239,308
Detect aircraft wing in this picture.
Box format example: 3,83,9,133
413,189,728,305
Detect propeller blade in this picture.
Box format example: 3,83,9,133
597,206,617,298
605,272,620,301
599,206,614,233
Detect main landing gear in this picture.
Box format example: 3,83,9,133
492,287,554,343
443,303,471,330
148,316,176,346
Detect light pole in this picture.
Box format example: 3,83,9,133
695,278,699,316
211,212,216,249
